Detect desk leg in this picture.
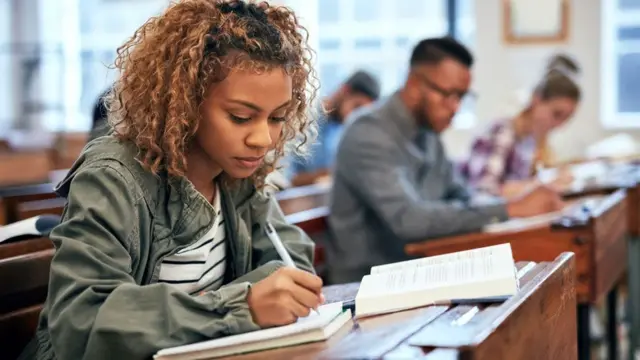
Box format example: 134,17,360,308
578,304,591,360
608,287,619,360
629,234,640,360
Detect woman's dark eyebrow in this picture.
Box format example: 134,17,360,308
227,99,291,112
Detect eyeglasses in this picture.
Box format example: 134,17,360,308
414,72,477,104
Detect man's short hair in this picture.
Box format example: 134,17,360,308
344,70,381,101
409,37,473,68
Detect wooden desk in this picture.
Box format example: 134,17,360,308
0,199,5,226
224,254,577,360
562,164,640,234
283,207,329,278
0,182,59,224
562,164,640,358
405,190,627,360
0,181,329,225
276,184,331,276
0,237,53,260
0,151,53,188
276,184,330,215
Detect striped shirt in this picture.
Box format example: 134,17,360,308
158,187,226,295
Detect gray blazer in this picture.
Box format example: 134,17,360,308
327,92,508,284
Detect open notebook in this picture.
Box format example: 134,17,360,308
154,302,351,360
354,244,518,318
484,196,603,234
483,211,563,233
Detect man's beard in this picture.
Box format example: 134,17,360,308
413,93,430,127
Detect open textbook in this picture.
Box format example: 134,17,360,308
154,302,351,360
0,215,60,243
354,244,518,318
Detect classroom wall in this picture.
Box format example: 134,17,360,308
442,0,640,162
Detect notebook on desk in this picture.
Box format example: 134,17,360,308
483,197,604,234
154,302,351,360
353,244,519,318
483,211,563,233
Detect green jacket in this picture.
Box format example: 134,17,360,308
23,136,315,360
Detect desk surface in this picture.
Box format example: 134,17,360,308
226,254,576,360
405,190,627,304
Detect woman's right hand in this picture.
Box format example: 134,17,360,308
246,267,324,327
549,168,574,192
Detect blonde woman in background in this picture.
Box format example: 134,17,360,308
459,54,581,197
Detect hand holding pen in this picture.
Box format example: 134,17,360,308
244,222,324,327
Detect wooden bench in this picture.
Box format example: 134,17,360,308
224,253,577,359
0,248,54,360
404,190,627,360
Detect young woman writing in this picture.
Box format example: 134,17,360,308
460,54,581,197
20,1,322,359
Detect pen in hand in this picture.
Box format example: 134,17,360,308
264,222,320,316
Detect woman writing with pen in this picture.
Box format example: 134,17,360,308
459,54,581,197
20,2,323,360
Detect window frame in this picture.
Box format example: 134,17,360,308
312,0,475,129
600,0,640,129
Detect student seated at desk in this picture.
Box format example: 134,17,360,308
20,2,323,359
459,54,581,197
287,70,380,186
327,37,564,284
88,88,111,142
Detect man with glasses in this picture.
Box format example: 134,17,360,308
326,37,564,284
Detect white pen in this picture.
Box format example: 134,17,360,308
264,222,319,316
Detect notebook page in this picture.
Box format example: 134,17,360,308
359,253,515,298
155,303,343,358
370,244,512,275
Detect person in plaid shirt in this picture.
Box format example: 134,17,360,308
460,54,581,196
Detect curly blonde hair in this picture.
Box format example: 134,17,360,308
107,0,318,188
